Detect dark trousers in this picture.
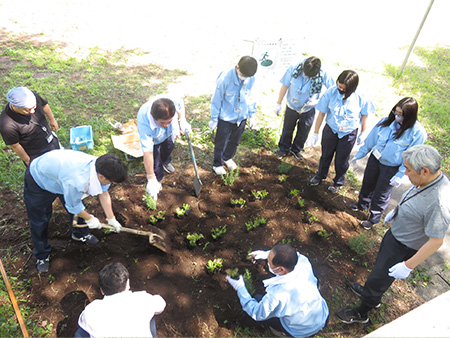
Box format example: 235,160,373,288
361,229,416,308
153,137,175,181
75,317,157,337
24,169,89,260
316,124,358,186
254,294,292,337
278,106,315,153
213,119,246,167
359,154,399,224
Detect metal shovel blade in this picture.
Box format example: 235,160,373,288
186,131,202,197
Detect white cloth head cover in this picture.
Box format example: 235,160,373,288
6,87,37,108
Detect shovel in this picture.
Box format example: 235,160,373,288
185,131,202,197
73,219,170,253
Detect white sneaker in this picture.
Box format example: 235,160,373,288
223,159,237,170
213,166,226,175
163,163,175,174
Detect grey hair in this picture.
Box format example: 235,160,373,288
402,144,441,174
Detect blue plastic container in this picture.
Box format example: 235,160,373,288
70,125,94,151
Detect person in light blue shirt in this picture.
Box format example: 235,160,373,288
226,243,329,337
25,150,128,273
275,57,335,160
209,56,258,175
137,95,191,200
349,97,427,230
308,70,375,193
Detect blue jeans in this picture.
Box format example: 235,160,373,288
153,137,175,181
213,119,246,167
278,106,315,153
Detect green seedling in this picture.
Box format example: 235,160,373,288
277,160,293,174
251,189,268,200
289,189,299,198
149,210,166,224
243,268,255,295
245,217,268,231
221,167,240,186
206,258,224,273
296,197,305,208
230,197,246,207
277,174,287,183
317,226,332,238
176,203,191,217
211,224,227,240
143,193,157,210
186,232,204,247
228,268,239,279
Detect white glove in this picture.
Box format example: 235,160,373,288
146,178,162,201
107,217,122,233
208,120,218,131
248,116,256,129
179,118,192,135
275,104,282,116
384,208,396,224
349,156,358,167
357,131,366,145
226,275,245,291
390,176,402,187
388,261,412,279
248,250,270,260
306,133,319,147
86,215,102,229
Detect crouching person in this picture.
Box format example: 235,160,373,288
226,243,329,337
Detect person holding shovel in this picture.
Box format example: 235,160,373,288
137,95,191,200
24,150,128,273
0,87,60,166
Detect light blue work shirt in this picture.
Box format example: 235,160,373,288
137,95,182,152
236,252,329,337
355,117,427,179
211,67,257,124
316,86,375,138
30,149,109,215
280,62,335,112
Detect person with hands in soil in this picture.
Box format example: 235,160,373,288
0,87,60,166
24,150,128,274
349,97,427,230
75,262,166,338
336,145,450,324
137,95,191,200
226,243,329,337
209,56,258,175
274,56,335,160
306,70,375,193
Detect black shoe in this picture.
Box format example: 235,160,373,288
36,257,50,274
310,176,322,186
290,150,304,160
350,283,381,308
72,233,99,245
275,150,288,159
335,308,369,324
269,326,287,337
360,220,374,230
350,203,364,211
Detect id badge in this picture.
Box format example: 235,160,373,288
46,133,54,143
373,148,382,160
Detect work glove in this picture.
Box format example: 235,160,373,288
390,176,402,187
146,178,162,201
384,208,396,224
248,250,270,261
275,103,282,116
356,131,366,145
107,217,122,233
86,215,102,229
306,133,319,147
226,275,245,291
248,116,257,129
208,120,218,132
388,261,412,279
349,156,358,167
179,118,192,135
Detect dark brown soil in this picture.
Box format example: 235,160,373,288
0,147,423,337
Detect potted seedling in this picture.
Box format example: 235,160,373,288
186,232,204,248
250,189,268,202
316,226,332,239
288,189,299,199
149,211,166,224
205,258,223,275
227,268,239,279
230,197,246,208
211,224,227,240
143,193,157,210
175,203,191,219
295,197,306,210
303,214,320,225
245,217,268,232
276,174,287,184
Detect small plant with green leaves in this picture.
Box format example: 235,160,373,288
175,203,191,219
205,258,224,274
227,268,239,279
303,213,319,225
143,193,157,211
149,211,166,224
186,232,204,247
407,267,432,287
211,224,227,240
348,232,378,256
316,226,332,238
230,197,246,208
221,168,240,186
243,268,256,295
296,197,306,209
276,174,287,184
288,189,299,198
245,217,268,232
277,160,293,174
250,189,268,201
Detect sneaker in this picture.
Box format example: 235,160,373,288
360,220,374,230
36,257,50,274
310,176,322,186
223,159,237,170
275,150,288,159
72,233,99,245
350,202,364,211
213,166,226,175
163,163,175,174
350,283,381,308
290,150,304,160
328,184,341,194
335,308,369,324
269,326,287,337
